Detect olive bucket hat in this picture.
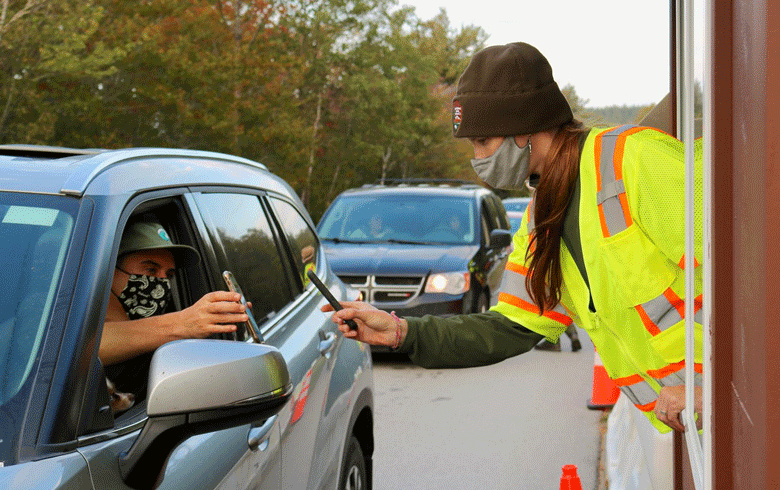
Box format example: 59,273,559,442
118,221,201,267
452,42,573,138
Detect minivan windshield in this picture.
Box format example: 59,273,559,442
318,194,476,245
0,193,75,408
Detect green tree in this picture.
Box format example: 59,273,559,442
0,0,124,142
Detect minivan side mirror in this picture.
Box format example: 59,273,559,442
488,229,512,250
118,339,292,489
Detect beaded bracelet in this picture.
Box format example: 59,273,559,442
390,310,403,350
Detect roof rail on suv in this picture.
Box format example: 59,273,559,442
369,178,480,188
0,144,103,159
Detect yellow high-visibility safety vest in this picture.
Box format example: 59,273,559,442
493,125,703,433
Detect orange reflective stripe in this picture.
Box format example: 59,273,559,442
663,288,686,318
678,254,701,269
596,125,637,237
647,360,685,379
614,377,658,411
597,203,609,238
612,373,644,386
498,292,537,313
613,126,645,178
636,287,693,335
498,292,572,326
647,361,703,379
505,261,528,275
635,400,657,412
635,304,662,336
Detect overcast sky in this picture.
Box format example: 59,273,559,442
400,1,679,108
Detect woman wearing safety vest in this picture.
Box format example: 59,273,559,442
324,42,703,433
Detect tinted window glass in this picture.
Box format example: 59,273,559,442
495,197,510,229
196,193,292,326
483,197,505,230
0,194,75,405
270,198,318,291
503,198,531,213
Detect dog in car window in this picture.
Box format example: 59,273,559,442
107,378,135,414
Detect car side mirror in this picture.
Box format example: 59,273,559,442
118,339,292,489
488,229,512,249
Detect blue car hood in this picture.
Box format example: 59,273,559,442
322,242,479,276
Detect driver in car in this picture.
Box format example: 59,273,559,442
100,220,250,400
349,212,394,240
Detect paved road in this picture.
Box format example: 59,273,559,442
370,329,603,490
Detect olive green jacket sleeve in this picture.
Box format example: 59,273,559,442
397,311,544,369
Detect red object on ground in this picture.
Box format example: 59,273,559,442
559,464,583,490
586,348,620,410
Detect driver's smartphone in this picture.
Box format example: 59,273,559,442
307,269,358,330
222,271,264,343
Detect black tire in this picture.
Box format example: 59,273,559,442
340,436,367,490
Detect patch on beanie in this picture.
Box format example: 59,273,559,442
452,101,462,132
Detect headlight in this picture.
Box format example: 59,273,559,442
424,272,470,295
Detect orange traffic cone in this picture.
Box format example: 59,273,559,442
559,465,583,490
586,349,620,410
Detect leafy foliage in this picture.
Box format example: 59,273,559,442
0,0,658,221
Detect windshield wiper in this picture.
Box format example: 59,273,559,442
382,239,438,246
322,237,371,244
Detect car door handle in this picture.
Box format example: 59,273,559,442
248,415,277,452
318,330,337,355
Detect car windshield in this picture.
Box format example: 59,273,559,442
0,193,75,407
503,198,530,212
318,194,476,245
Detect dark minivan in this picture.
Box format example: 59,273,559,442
317,180,512,324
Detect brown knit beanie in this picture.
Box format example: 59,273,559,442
452,42,573,138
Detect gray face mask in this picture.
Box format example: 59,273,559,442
470,136,532,190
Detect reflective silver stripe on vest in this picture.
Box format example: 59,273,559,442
654,368,703,388
499,266,533,303
638,289,703,335
638,292,683,332
619,381,658,409
597,124,635,236
526,198,535,233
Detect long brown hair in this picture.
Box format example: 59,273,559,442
525,120,588,313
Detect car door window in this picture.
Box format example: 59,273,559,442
491,196,510,229
194,193,293,331
483,196,503,230
269,198,319,292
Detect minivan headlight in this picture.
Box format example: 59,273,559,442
424,272,470,295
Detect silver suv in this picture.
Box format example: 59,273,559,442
0,145,373,489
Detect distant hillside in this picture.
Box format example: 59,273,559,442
576,104,654,127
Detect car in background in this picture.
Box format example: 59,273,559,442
0,145,373,490
502,196,531,213
317,179,512,330
507,210,525,236
503,197,532,237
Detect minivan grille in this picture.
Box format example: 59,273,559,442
338,274,424,304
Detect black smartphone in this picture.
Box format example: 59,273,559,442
307,269,358,330
222,271,264,343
